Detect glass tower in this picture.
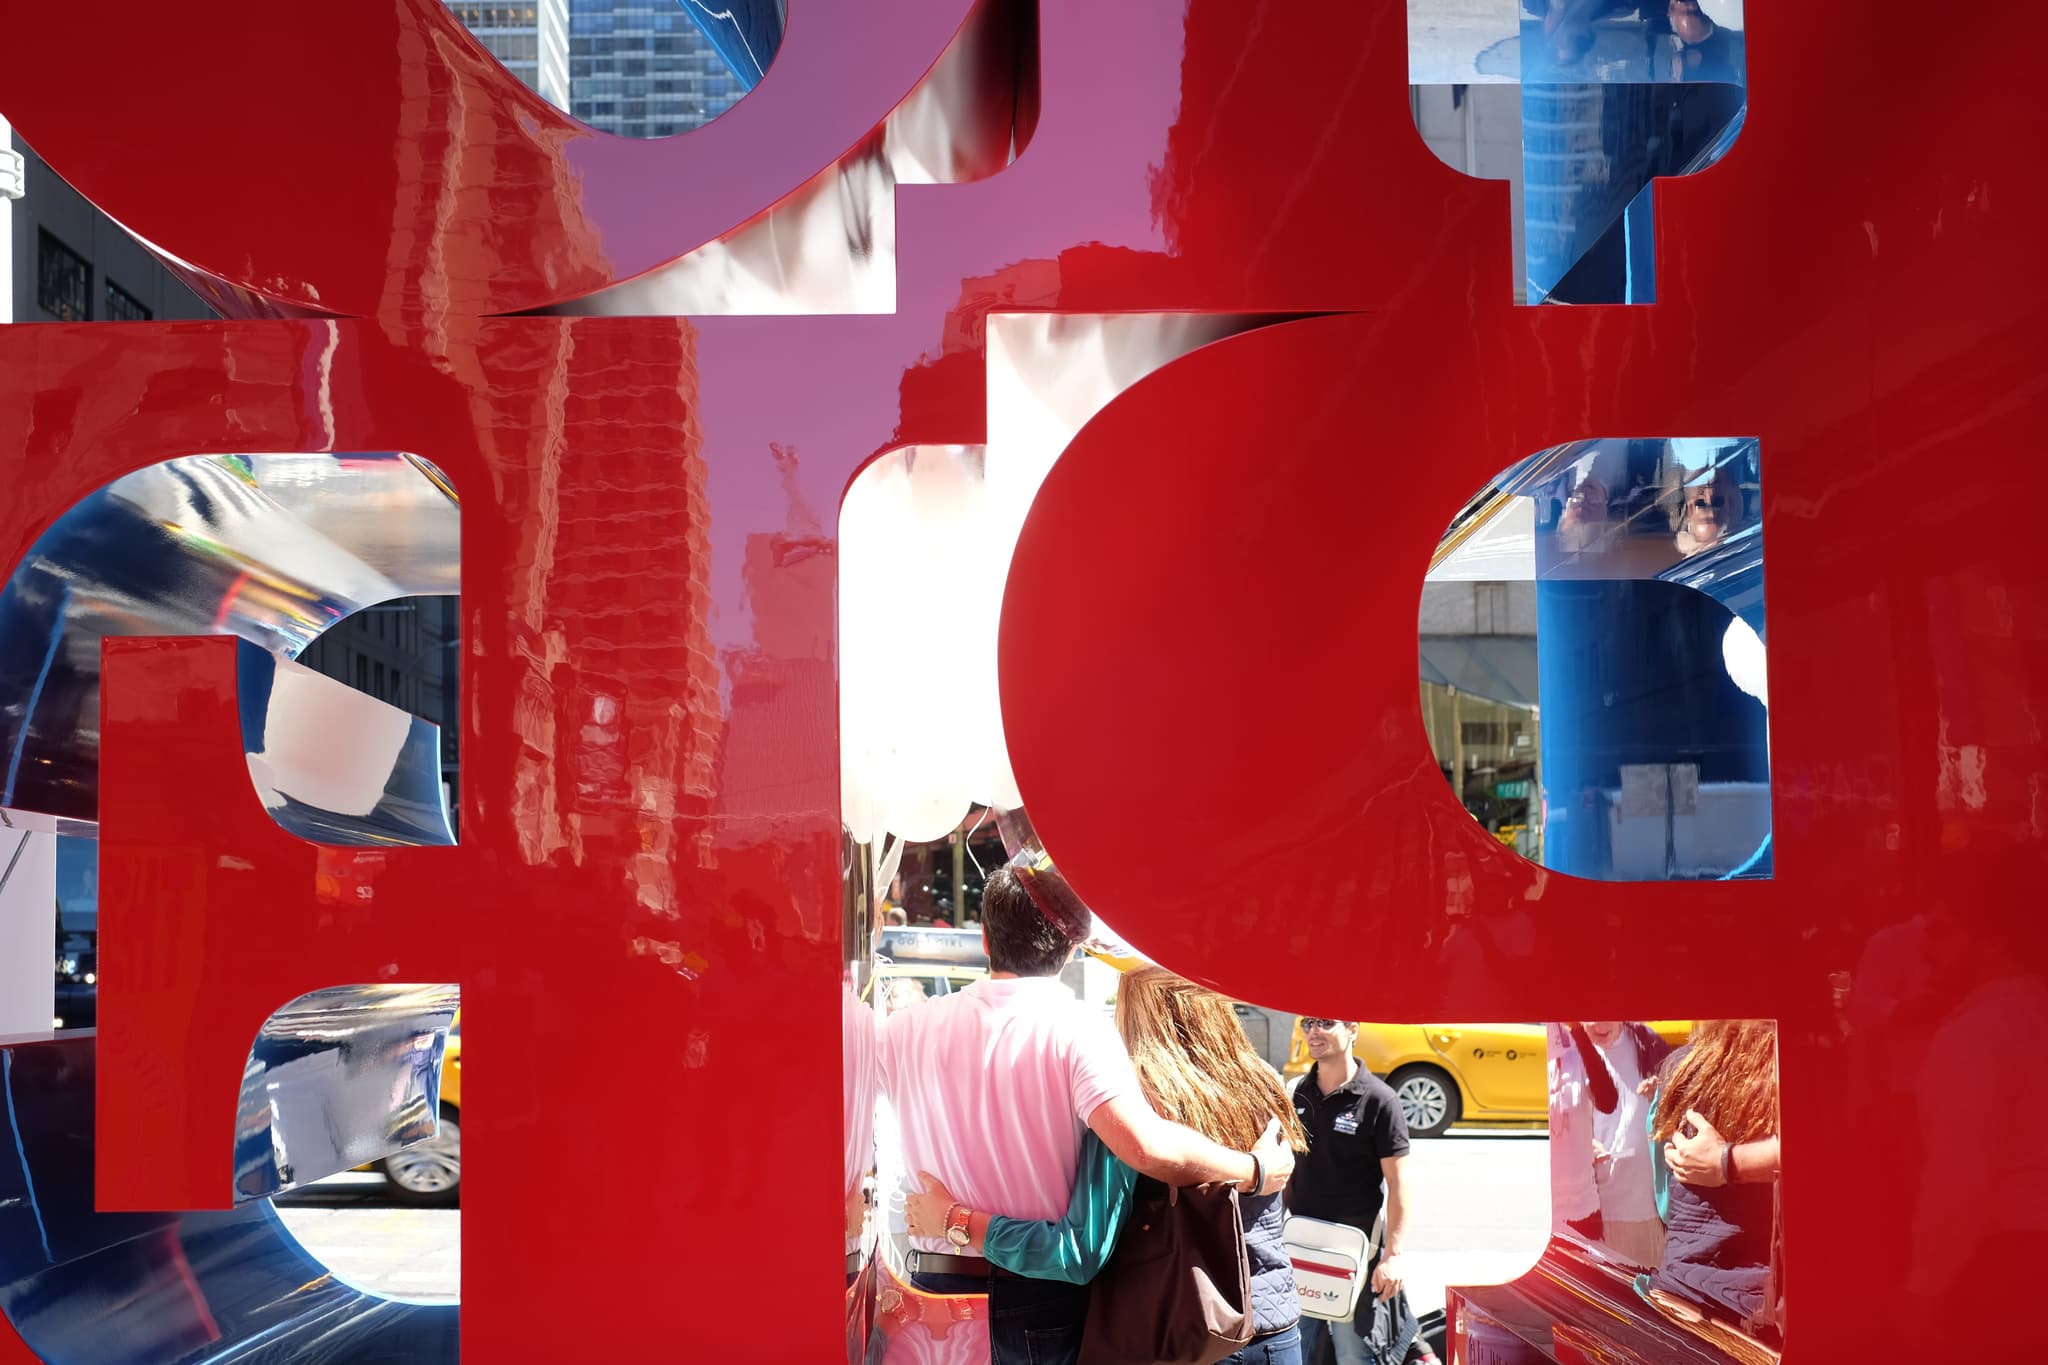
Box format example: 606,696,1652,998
446,0,572,113
567,0,747,137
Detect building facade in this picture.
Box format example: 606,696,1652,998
442,0,748,136
2,119,213,325
445,0,572,112
567,0,746,137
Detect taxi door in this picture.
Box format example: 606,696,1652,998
1427,1022,1547,1117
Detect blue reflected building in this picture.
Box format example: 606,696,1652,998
1518,6,1746,304
447,0,572,112
568,0,762,136
444,0,785,135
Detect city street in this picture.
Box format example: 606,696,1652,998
273,1174,460,1304
1406,0,1522,84
1401,1130,1550,1318
269,1131,1551,1316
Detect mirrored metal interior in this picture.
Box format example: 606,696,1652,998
232,984,460,1203
1425,438,1769,881
0,1034,459,1363
0,451,460,835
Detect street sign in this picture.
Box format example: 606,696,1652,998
1496,780,1530,799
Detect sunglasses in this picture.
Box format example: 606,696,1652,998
1688,494,1727,512
1301,1018,1344,1032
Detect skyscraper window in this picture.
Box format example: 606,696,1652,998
445,0,774,137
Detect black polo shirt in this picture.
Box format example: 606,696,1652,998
1286,1063,1410,1233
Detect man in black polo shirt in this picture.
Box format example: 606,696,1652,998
1288,1017,1414,1365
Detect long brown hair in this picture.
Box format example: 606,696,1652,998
1114,968,1308,1153
1649,1018,1779,1145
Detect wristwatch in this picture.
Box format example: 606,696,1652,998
944,1202,974,1248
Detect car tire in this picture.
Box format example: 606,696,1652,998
1387,1065,1461,1139
379,1106,460,1207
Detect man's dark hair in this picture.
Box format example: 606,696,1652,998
980,865,1076,977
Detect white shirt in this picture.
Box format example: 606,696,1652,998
880,976,1141,1250
1548,1024,1601,1227
1591,1033,1659,1223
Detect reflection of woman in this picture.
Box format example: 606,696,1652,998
1547,1023,1605,1243
1583,1022,1670,1267
845,979,879,1273
1666,465,1745,557
907,969,1311,1364
1642,1020,1782,1341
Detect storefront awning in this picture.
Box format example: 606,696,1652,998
1419,635,1539,711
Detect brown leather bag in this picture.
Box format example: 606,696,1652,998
1078,1176,1255,1365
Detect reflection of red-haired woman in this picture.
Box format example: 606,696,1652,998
1642,1020,1782,1342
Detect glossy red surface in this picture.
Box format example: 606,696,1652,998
0,1,2039,1360
2,0,978,319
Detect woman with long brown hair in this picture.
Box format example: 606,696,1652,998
1641,1019,1782,1343
908,967,1311,1363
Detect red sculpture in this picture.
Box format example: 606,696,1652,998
0,0,2043,1359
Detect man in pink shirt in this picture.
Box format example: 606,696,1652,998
880,862,1293,1364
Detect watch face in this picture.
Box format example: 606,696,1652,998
946,1225,971,1247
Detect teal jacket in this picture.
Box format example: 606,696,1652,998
981,1131,1139,1283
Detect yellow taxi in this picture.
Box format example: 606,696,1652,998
868,961,990,1014
866,925,993,1015
377,1013,462,1206
1283,1020,1693,1138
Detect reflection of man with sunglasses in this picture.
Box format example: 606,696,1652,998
1671,467,1744,558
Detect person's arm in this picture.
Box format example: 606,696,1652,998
1363,1082,1414,1301
1663,1110,1779,1187
1086,1095,1292,1193
903,1140,1139,1283
983,1158,1138,1283
1730,1135,1781,1183
1369,1156,1412,1301
1567,1023,1619,1114
984,1137,1139,1283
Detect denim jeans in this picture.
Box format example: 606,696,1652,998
1219,1322,1304,1365
1299,1313,1375,1365
909,1272,1090,1365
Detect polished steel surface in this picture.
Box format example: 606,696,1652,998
0,452,458,833
0,1034,458,1364
237,643,456,849
232,983,458,1203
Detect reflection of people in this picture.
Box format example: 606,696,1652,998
1287,1019,1417,1365
884,906,909,926
879,864,1293,1365
845,980,879,1278
1663,0,1743,81
1899,903,2048,1343
907,969,1311,1363
1581,1022,1671,1267
1667,465,1743,557
878,978,930,1017
1547,1023,1606,1244
1641,1019,1781,1342
1668,0,1714,44
1555,476,1612,554
1524,0,1632,67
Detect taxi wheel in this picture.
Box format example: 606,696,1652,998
380,1107,460,1207
1388,1066,1460,1139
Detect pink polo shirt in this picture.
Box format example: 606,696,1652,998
881,976,1140,1247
